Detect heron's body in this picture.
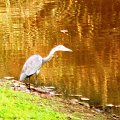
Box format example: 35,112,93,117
20,45,72,89
20,55,42,81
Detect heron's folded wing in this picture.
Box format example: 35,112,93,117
23,55,42,76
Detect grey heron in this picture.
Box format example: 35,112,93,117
20,45,72,89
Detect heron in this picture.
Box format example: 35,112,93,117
20,45,72,89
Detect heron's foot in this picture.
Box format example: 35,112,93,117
27,86,32,92
27,87,31,90
25,83,31,90
25,83,29,86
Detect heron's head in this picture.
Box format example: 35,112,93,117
54,45,72,52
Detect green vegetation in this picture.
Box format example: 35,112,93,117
0,87,67,120
0,80,107,120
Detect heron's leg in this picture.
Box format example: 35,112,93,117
36,70,40,81
28,77,30,90
34,74,38,86
36,74,37,81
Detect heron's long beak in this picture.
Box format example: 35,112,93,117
65,48,72,52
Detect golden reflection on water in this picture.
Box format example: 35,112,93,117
0,0,120,115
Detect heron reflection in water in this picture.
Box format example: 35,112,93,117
20,45,72,89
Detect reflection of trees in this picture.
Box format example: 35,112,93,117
57,0,120,105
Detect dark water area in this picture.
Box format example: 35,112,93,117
0,0,120,116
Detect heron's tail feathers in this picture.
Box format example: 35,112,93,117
20,73,27,81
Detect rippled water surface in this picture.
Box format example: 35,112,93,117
0,0,120,116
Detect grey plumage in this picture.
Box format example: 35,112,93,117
20,55,42,81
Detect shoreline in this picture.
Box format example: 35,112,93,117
0,77,119,119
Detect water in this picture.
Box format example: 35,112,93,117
0,0,120,116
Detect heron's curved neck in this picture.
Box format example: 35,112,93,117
42,48,56,63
